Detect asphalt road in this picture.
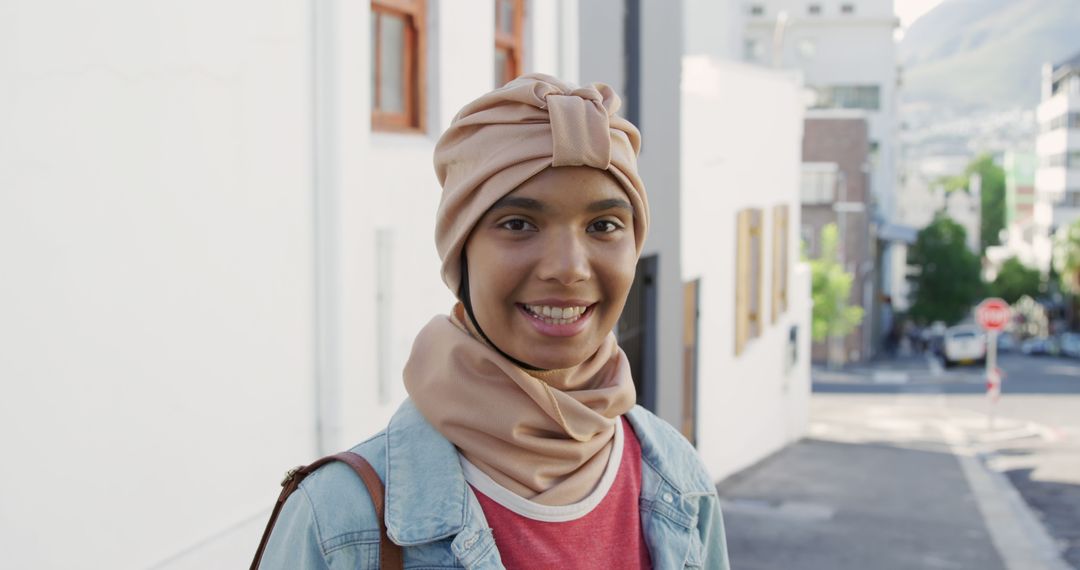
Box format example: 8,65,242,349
814,353,1080,568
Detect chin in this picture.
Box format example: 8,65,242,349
511,341,595,370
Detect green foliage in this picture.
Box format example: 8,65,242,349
1053,219,1080,294
940,154,1006,254
807,224,864,342
990,257,1042,304
908,213,985,325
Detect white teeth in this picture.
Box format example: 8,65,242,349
525,304,589,325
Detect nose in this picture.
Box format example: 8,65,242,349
536,228,591,285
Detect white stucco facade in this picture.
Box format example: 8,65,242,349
1036,59,1080,231
681,57,812,480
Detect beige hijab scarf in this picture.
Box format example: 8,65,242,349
404,74,649,506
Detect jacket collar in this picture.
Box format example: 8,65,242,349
384,399,470,545
625,406,716,495
382,400,713,545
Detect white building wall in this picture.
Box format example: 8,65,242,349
0,0,317,567
682,57,811,480
743,0,898,223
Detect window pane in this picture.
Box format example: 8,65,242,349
371,15,378,109
495,48,508,88
500,0,514,34
378,12,406,114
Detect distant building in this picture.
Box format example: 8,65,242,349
800,113,873,363
996,151,1051,273
742,0,906,354
1036,52,1080,232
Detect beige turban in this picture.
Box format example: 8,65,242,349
433,73,650,295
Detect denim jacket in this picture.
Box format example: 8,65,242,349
262,399,729,569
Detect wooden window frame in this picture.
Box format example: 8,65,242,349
371,0,426,133
771,205,789,323
494,0,525,87
735,208,764,356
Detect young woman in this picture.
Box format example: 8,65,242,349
261,73,729,569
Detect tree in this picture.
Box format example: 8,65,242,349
1053,220,1080,329
1054,219,1080,294
908,213,985,325
941,153,1006,254
990,257,1042,304
808,223,864,343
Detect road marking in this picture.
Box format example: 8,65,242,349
935,420,1071,570
872,371,909,384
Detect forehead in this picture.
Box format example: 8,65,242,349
508,166,626,202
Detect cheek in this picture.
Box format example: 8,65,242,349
600,245,638,308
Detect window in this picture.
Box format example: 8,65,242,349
371,0,426,131
494,0,525,88
1042,112,1080,133
744,38,764,62
750,4,765,16
801,162,839,204
809,85,881,110
735,208,764,355
841,3,854,14
772,205,790,323
1042,151,1080,168
807,3,822,15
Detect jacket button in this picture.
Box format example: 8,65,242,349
662,492,674,503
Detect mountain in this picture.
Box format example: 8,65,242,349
900,0,1080,112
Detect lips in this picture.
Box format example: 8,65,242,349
516,302,595,337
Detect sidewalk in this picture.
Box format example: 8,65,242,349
716,396,1073,570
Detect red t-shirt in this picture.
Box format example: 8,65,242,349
469,417,652,570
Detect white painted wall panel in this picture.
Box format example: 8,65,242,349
681,57,811,480
0,0,316,567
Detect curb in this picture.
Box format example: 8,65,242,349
937,421,1071,570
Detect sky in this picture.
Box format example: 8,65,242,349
895,0,947,30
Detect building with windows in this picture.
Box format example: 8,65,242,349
4,0,813,568
800,114,873,364
1036,52,1080,234
741,0,904,355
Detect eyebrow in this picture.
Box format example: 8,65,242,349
587,198,633,213
488,196,547,213
486,196,633,214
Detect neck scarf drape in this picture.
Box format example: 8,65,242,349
403,304,637,506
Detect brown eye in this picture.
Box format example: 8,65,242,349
588,220,621,233
500,218,537,232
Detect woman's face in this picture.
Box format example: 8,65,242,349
464,166,638,370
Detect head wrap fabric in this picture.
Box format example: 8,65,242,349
433,72,650,295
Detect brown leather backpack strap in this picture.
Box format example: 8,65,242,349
250,452,404,570
335,452,405,570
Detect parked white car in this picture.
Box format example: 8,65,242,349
942,325,986,367
1060,333,1080,358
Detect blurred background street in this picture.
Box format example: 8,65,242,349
723,352,1080,569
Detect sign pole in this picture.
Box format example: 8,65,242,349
976,297,1010,431
987,329,998,430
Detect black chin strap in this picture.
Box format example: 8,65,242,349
459,254,544,371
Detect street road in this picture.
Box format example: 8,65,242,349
814,353,1080,568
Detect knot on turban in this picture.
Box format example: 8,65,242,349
433,73,649,295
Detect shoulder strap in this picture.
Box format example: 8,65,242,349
250,452,404,570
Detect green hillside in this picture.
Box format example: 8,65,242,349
900,0,1080,111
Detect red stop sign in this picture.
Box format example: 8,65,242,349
976,298,1011,331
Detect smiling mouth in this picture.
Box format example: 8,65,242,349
520,303,594,326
